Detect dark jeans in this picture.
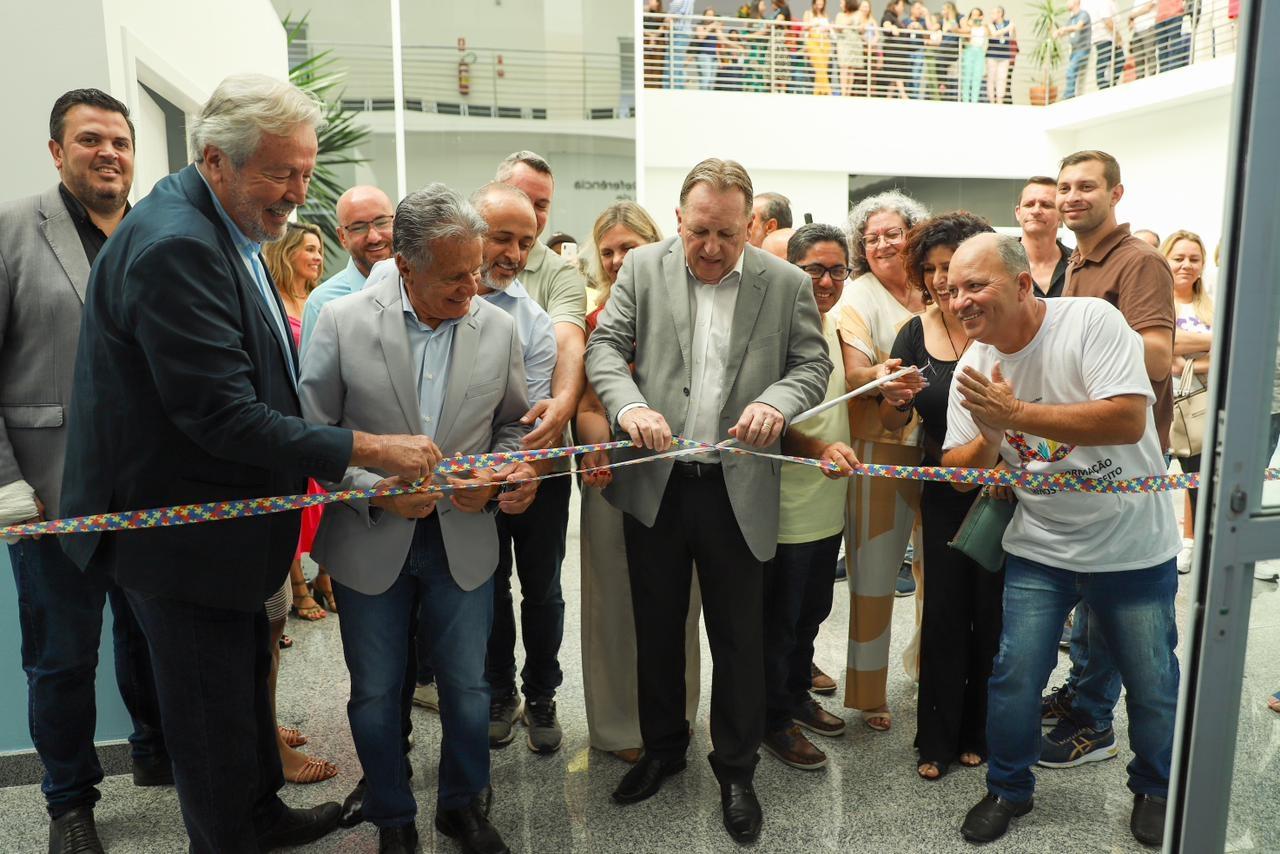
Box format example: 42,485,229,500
486,476,568,701
1094,40,1124,90
1156,16,1189,70
1064,603,1124,731
986,556,1179,803
125,589,284,853
763,533,841,734
623,465,764,777
337,515,493,821
10,537,166,817
916,484,1004,764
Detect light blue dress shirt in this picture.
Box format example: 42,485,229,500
400,280,460,439
478,279,556,405
300,258,369,356
197,170,296,387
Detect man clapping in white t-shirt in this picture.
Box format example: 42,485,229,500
938,233,1180,849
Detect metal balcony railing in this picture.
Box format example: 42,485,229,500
300,40,635,121
642,3,1237,105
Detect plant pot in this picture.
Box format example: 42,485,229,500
1029,84,1059,106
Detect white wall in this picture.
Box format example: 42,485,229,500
0,0,288,203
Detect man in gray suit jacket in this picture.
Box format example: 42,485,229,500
0,89,168,854
585,158,831,844
299,184,535,854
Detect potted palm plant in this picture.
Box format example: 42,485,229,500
1028,0,1067,105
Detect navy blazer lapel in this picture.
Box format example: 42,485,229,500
179,167,299,390
37,187,91,304
663,242,693,384
375,282,425,435
724,248,769,392
435,305,481,449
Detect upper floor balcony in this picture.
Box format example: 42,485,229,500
641,5,1237,107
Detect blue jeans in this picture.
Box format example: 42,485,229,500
909,51,926,99
1156,16,1188,71
986,556,1179,803
1065,48,1089,98
670,30,691,88
10,537,166,817
763,534,841,733
337,515,494,823
1064,603,1124,731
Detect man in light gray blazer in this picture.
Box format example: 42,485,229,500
585,158,831,845
299,184,534,854
0,88,169,854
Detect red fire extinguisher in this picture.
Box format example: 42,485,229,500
458,51,476,96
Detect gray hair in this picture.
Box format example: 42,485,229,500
787,223,849,266
845,190,930,276
189,73,325,167
469,181,533,217
993,233,1031,280
393,183,488,271
755,192,793,229
495,150,553,182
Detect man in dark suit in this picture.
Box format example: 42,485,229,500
585,158,832,844
60,73,442,854
0,88,169,854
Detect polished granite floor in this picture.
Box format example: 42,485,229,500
3,488,1280,853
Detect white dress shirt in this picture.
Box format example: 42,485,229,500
683,254,744,459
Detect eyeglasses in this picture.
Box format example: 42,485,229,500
340,215,394,237
799,263,851,282
862,227,906,247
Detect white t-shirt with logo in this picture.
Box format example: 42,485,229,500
944,297,1181,572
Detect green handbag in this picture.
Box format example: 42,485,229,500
947,492,1016,574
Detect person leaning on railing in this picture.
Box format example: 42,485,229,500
643,1,669,89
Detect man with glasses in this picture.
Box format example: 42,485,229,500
943,233,1179,848
299,185,395,354
760,224,860,773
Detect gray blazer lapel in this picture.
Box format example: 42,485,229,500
434,305,481,448
724,251,769,391
663,243,693,383
374,282,424,434
37,188,91,304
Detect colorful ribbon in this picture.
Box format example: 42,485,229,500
3,436,1277,540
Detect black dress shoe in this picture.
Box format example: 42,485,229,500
131,755,175,787
49,806,104,854
611,756,687,804
257,802,342,850
379,823,420,854
340,778,367,828
1131,794,1167,847
435,799,510,854
719,780,762,843
960,793,1033,844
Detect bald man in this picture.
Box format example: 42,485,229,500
300,185,395,353
761,227,795,260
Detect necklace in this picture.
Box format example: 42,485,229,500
939,311,969,361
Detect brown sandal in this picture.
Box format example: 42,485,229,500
278,726,308,748
285,757,338,785
291,581,327,621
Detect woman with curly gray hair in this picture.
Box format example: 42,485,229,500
833,189,928,733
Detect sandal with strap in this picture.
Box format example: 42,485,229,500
278,726,308,748
291,581,327,622
310,577,338,614
862,706,892,732
285,756,338,785
959,751,984,767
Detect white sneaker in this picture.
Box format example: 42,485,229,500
413,681,440,712
1177,538,1195,575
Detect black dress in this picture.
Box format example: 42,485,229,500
890,315,1004,766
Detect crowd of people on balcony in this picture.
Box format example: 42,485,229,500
642,0,1237,104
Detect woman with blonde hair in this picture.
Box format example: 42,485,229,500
1161,230,1212,568
576,201,703,763
258,221,339,784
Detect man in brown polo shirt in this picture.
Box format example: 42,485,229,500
1037,148,1177,775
